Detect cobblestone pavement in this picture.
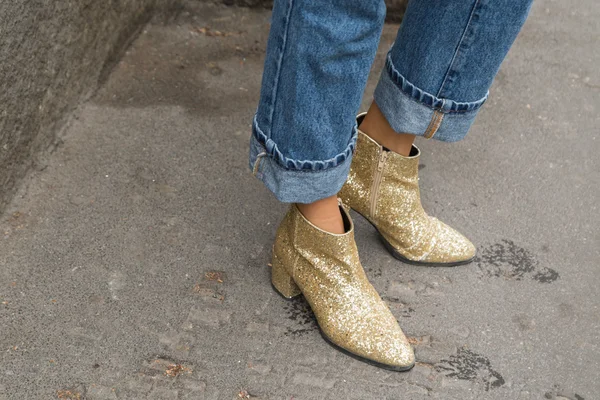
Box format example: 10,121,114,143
1,1,598,399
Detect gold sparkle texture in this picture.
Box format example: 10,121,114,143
271,204,415,370
339,121,476,265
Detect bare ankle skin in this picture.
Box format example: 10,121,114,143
359,102,416,157
296,196,345,234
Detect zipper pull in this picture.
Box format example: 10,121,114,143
377,151,388,171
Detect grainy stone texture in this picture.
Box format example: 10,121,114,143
0,1,598,399
0,0,175,214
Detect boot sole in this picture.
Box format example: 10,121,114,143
271,283,415,372
352,209,475,267
319,330,415,372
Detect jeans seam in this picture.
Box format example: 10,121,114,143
423,110,445,139
252,152,266,176
266,0,295,131
436,0,482,98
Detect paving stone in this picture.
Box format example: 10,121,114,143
184,306,232,328
159,331,196,357
448,325,471,339
248,361,272,375
245,321,270,333
386,280,418,301
518,391,531,399
147,387,179,399
291,373,337,389
87,385,119,400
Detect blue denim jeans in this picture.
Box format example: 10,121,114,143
249,0,533,203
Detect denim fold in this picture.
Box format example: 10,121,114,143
251,115,357,172
374,54,488,142
249,129,355,203
249,0,533,203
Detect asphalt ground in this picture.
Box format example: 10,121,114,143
1,1,598,399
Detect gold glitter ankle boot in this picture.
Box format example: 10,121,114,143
271,204,415,371
338,115,476,266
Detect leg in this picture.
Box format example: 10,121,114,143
360,101,415,156
296,196,344,234
339,0,533,265
250,0,385,196
370,0,534,143
249,0,386,232
250,0,416,371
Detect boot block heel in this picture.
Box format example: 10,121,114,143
271,255,301,299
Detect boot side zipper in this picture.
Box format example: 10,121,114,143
370,150,388,217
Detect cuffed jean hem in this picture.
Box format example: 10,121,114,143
374,54,488,142
249,132,354,204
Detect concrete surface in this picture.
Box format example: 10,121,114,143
0,1,598,399
0,0,176,214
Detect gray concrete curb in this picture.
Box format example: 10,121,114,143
0,0,175,215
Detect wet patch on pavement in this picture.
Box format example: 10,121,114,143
435,348,505,391
283,296,318,337
475,239,559,283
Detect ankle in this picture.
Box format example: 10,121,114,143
296,196,345,234
360,102,415,157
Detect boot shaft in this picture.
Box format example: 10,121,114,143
339,127,423,222
272,204,363,281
